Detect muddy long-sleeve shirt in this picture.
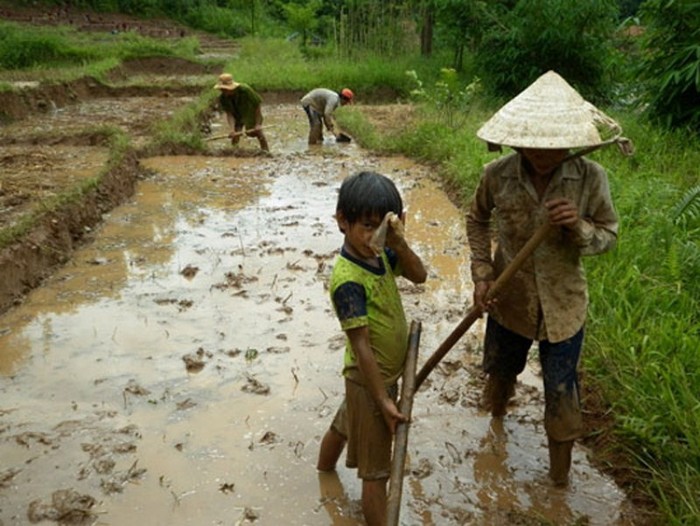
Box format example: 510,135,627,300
219,83,262,130
466,152,618,343
300,88,341,132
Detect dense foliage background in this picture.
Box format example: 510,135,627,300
6,0,698,130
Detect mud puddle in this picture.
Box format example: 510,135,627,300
0,104,638,525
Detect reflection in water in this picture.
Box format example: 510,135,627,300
317,471,358,525
474,418,510,510
473,417,576,525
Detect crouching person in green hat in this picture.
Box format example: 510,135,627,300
466,70,632,486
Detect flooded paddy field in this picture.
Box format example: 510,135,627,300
0,54,644,525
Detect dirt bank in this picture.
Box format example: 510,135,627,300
0,149,142,313
0,71,197,314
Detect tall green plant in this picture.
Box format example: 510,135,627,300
406,68,481,129
433,0,487,71
637,0,700,131
337,0,417,56
473,0,619,100
283,0,321,48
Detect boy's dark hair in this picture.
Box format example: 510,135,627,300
336,171,403,226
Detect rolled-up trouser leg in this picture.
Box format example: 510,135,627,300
540,327,585,485
483,373,516,417
252,106,269,151
231,125,243,146
482,317,531,417
304,106,323,144
539,327,584,441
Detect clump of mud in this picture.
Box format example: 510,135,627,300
27,489,97,525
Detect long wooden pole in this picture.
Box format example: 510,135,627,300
387,320,422,526
414,222,552,390
205,125,275,141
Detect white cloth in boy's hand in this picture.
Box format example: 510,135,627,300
370,212,404,255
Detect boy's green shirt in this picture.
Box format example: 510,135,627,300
330,248,407,386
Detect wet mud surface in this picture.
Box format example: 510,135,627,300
0,52,646,525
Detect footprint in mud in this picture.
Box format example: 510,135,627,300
27,489,97,525
182,347,213,373
179,264,199,279
241,375,270,395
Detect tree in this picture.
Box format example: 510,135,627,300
419,0,435,57
283,0,321,47
637,0,700,131
473,0,618,100
433,0,493,71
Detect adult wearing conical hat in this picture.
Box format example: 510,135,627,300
214,73,269,152
466,71,631,487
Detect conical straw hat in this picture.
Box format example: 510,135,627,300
476,71,622,149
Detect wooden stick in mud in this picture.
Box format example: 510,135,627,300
387,320,422,526
414,222,552,390
205,125,275,141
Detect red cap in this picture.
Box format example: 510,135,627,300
340,88,354,102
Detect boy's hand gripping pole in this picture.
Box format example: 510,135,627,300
414,222,552,390
387,320,422,526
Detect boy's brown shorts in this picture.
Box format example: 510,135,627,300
331,378,396,481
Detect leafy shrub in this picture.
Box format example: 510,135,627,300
473,0,618,100
184,4,251,38
637,0,700,131
406,68,482,130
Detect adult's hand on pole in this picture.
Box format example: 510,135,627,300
415,222,551,390
473,280,495,314
545,198,579,228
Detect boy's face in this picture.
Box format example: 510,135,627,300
336,211,383,260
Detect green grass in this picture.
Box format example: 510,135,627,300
221,37,453,99
0,20,202,83
148,90,217,153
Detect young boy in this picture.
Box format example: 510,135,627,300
467,70,630,486
214,73,269,152
317,171,427,525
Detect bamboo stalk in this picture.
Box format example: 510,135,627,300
386,320,422,526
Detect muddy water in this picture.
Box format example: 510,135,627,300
0,103,637,525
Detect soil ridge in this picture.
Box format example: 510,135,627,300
0,150,142,314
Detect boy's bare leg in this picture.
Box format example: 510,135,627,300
362,478,387,526
317,428,346,471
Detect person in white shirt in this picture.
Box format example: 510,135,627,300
300,88,354,145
